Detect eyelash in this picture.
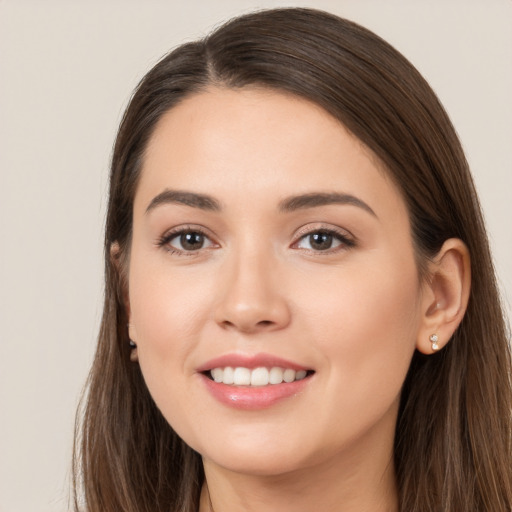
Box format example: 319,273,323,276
156,225,356,256
292,225,355,254
157,225,214,256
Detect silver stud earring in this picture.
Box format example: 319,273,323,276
129,339,137,348
429,334,439,351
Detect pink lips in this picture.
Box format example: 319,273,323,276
196,353,309,373
197,353,313,410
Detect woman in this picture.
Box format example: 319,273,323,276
73,7,512,511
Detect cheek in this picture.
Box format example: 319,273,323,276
299,253,421,402
128,254,213,373
127,259,215,436
130,261,208,344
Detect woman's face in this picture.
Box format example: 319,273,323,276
128,87,426,476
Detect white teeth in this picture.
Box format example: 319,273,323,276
250,367,269,386
233,367,251,386
283,369,296,383
295,369,307,380
223,366,234,385
269,367,284,384
209,366,310,386
211,367,223,383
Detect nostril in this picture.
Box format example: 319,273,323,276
219,318,275,333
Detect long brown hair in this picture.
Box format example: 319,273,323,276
73,8,512,511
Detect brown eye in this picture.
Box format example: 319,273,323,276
308,232,334,250
180,232,205,250
167,230,213,252
296,230,350,252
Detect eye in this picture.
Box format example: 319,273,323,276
159,228,215,253
294,229,354,252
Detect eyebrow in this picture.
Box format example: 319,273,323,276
279,192,376,217
145,189,376,217
145,189,221,214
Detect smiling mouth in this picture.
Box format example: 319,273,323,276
204,367,315,386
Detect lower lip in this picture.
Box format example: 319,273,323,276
201,374,312,410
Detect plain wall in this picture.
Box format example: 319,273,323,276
0,1,510,510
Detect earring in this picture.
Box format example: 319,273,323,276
129,339,138,362
429,334,439,351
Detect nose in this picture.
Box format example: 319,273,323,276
214,249,291,334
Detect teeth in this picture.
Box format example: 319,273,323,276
233,367,251,385
223,366,234,385
296,370,307,380
211,368,223,383
283,368,295,383
269,367,283,384
251,367,269,386
209,366,310,386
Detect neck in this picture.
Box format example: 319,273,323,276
199,410,399,512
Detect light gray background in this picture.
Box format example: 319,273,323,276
1,1,510,511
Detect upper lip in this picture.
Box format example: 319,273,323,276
196,352,310,373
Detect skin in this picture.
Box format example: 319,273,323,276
126,87,470,512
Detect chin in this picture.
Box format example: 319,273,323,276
202,447,310,477
189,428,327,478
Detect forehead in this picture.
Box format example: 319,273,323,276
136,86,406,221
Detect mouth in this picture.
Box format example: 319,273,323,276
204,366,314,386
197,353,315,409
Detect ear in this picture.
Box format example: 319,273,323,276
111,242,138,361
110,241,129,316
416,238,471,354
